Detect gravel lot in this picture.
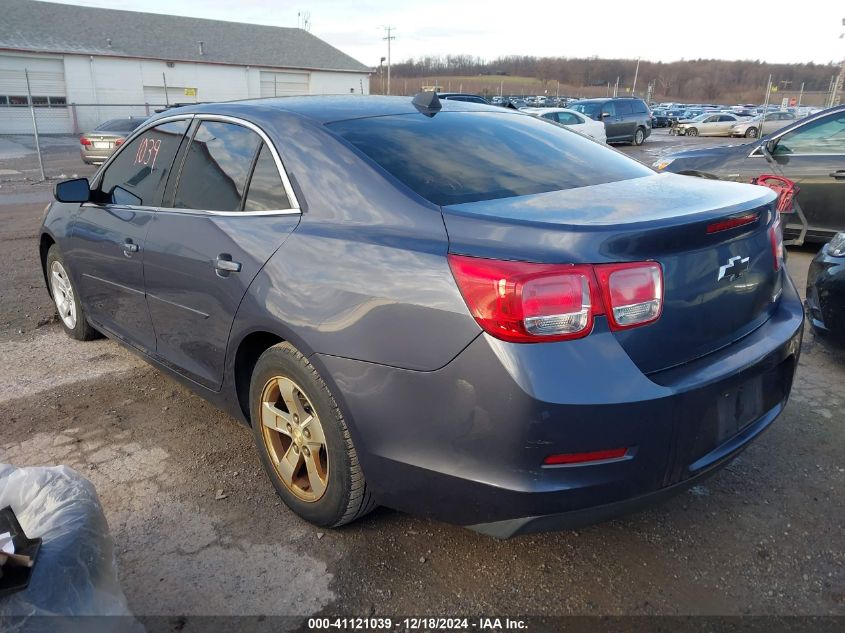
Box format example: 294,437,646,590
0,129,843,623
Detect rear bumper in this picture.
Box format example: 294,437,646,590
317,275,804,535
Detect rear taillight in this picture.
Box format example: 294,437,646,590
447,255,663,343
769,214,784,272
594,262,663,330
80,137,91,146
114,138,125,147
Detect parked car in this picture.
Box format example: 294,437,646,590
806,233,845,343
41,94,802,537
654,105,845,242
436,92,489,104
79,117,147,164
731,111,798,138
568,97,652,145
521,107,607,142
651,109,671,128
675,112,748,137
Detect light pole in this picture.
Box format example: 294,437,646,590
631,57,641,96
379,56,386,94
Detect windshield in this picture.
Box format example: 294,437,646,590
690,114,710,122
568,102,602,117
329,111,652,206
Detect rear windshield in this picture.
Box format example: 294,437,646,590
328,112,651,206
95,118,143,132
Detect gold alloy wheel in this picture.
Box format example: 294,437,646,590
259,376,329,502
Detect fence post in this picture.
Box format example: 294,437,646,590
24,69,46,182
70,102,79,135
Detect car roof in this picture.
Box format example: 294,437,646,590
151,95,500,125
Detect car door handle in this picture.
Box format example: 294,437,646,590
122,240,139,253
215,256,242,274
829,170,845,179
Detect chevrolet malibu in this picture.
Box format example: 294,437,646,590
39,95,803,538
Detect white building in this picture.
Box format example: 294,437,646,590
0,0,371,133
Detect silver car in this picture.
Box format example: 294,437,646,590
79,117,147,164
675,112,748,137
731,111,798,138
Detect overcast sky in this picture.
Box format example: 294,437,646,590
49,0,845,67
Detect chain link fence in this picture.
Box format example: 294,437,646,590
0,102,170,181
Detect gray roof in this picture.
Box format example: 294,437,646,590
0,0,370,73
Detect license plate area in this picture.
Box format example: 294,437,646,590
715,377,764,443
93,141,111,149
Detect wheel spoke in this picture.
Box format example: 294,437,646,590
303,453,326,497
276,445,301,486
301,415,325,448
51,270,67,294
261,401,293,435
278,378,307,420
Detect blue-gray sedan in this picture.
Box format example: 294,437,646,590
39,95,803,537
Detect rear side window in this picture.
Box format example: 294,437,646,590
329,111,652,206
632,100,649,114
99,119,189,206
243,144,290,211
174,121,262,212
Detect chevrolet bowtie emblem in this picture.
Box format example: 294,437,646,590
717,255,750,282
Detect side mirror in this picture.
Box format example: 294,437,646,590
111,185,142,206
54,178,91,203
601,112,611,118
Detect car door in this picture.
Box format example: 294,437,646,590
601,101,621,140
66,118,190,352
614,100,636,139
769,110,845,236
715,115,737,136
142,117,301,389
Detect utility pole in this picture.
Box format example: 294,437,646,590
613,76,619,97
631,57,641,96
797,81,804,106
382,26,395,95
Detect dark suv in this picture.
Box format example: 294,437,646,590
568,97,652,145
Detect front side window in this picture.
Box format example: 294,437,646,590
774,112,845,155
243,144,290,212
173,121,262,212
557,112,581,126
329,111,652,206
99,119,189,206
615,101,633,115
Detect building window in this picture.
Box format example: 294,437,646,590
0,96,67,108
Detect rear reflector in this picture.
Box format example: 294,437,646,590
543,448,629,466
706,212,759,234
594,262,663,330
769,213,784,272
448,255,664,343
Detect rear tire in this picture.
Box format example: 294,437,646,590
633,127,646,146
250,342,376,528
45,246,98,341
745,127,758,138
686,127,699,137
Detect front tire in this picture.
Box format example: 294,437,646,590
250,342,376,528
633,127,646,146
686,127,699,137
46,246,98,341
745,127,758,138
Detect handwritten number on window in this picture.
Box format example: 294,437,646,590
134,138,162,169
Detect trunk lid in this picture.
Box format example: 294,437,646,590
442,173,781,374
